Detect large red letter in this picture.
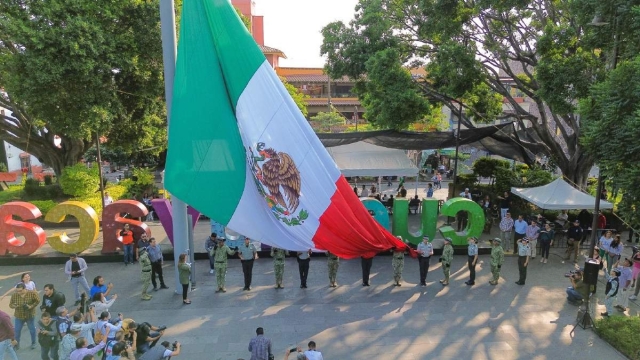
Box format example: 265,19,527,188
0,202,46,256
101,200,150,254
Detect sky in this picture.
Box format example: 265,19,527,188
254,0,360,68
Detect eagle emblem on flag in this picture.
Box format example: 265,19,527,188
248,143,308,226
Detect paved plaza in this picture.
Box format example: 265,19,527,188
0,248,633,360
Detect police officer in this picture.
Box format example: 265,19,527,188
391,236,406,286
489,238,505,285
139,247,152,301
212,238,236,293
327,252,340,287
417,236,434,286
465,237,479,286
271,247,288,289
238,238,258,291
440,237,454,286
516,238,531,285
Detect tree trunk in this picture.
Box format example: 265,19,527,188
554,149,593,190
12,135,91,178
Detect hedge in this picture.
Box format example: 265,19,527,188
596,316,640,360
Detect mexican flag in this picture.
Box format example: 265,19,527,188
164,0,406,258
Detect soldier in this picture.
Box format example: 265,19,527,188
391,236,406,286
271,247,288,289
327,252,340,287
515,238,531,285
440,237,454,286
489,238,505,285
139,247,152,301
212,238,236,293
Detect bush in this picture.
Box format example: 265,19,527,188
30,200,57,216
59,164,100,197
120,168,157,199
23,178,41,197
0,163,8,172
105,184,127,201
43,175,54,185
596,316,640,359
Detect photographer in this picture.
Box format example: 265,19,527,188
139,340,180,360
284,347,307,360
566,270,589,305
106,341,136,360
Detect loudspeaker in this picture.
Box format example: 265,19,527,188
583,259,600,285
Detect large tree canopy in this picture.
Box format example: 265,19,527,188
0,0,171,176
320,0,613,187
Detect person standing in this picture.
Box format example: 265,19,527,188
465,237,479,286
360,255,374,286
360,185,369,198
212,238,236,293
607,235,623,274
525,220,541,259
440,237,454,286
497,192,511,219
417,236,434,287
120,224,135,265
41,284,66,317
391,238,406,287
426,183,434,198
614,258,633,312
271,247,288,289
565,220,583,262
515,238,530,285
303,341,323,360
147,238,168,291
238,238,258,291
489,238,505,285
1,273,37,301
139,247,153,301
512,215,527,253
205,233,218,274
577,209,592,244
177,254,191,305
297,250,312,289
601,269,620,317
0,309,19,360
9,283,40,350
64,254,91,306
37,312,59,360
247,327,272,360
538,223,555,264
499,213,514,252
327,252,340,287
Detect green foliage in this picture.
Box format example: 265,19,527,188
30,200,57,216
120,168,157,198
280,77,309,118
23,178,41,197
472,158,511,179
0,163,7,172
596,316,640,360
59,164,100,198
43,175,53,186
457,174,478,189
105,184,128,201
0,185,23,203
0,0,171,175
310,111,346,133
235,7,252,31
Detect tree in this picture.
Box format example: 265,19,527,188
0,0,171,176
320,0,606,187
280,77,309,118
309,111,346,133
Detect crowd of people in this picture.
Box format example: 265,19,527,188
0,255,181,360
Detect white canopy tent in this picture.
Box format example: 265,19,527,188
326,141,419,177
511,178,614,210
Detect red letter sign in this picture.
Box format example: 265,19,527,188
0,201,46,255
101,200,151,254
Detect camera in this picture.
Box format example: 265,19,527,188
289,347,298,353
22,304,31,310
172,341,179,350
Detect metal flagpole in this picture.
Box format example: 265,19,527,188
159,0,189,295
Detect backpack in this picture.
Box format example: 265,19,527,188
56,316,72,340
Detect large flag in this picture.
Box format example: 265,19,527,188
164,0,407,258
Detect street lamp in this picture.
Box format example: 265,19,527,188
451,100,463,196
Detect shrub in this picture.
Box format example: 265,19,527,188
105,184,127,201
59,164,100,197
30,200,57,216
23,178,41,197
121,168,157,199
0,163,8,172
596,316,640,360
43,175,53,185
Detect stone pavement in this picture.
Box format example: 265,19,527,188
0,246,634,360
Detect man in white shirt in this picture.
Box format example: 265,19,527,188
459,188,472,200
303,341,323,360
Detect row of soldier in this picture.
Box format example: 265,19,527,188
205,233,511,292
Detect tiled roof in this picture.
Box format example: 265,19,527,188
284,74,353,83
258,44,287,58
306,98,361,106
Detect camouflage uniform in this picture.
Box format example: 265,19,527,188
271,247,288,288
441,242,454,285
212,242,236,292
490,242,505,285
327,252,340,287
392,250,405,285
140,250,153,300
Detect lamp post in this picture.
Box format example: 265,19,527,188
451,100,463,196
96,132,106,210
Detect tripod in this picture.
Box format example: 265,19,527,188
571,294,595,334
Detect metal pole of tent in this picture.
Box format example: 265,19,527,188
160,0,189,295
188,214,196,289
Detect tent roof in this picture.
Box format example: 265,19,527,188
326,141,418,177
511,178,614,210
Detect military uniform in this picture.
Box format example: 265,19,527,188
489,239,505,285
212,242,236,292
440,240,454,285
327,252,340,287
140,249,153,300
271,247,288,289
392,249,405,286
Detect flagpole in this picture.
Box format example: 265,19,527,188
160,0,189,295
